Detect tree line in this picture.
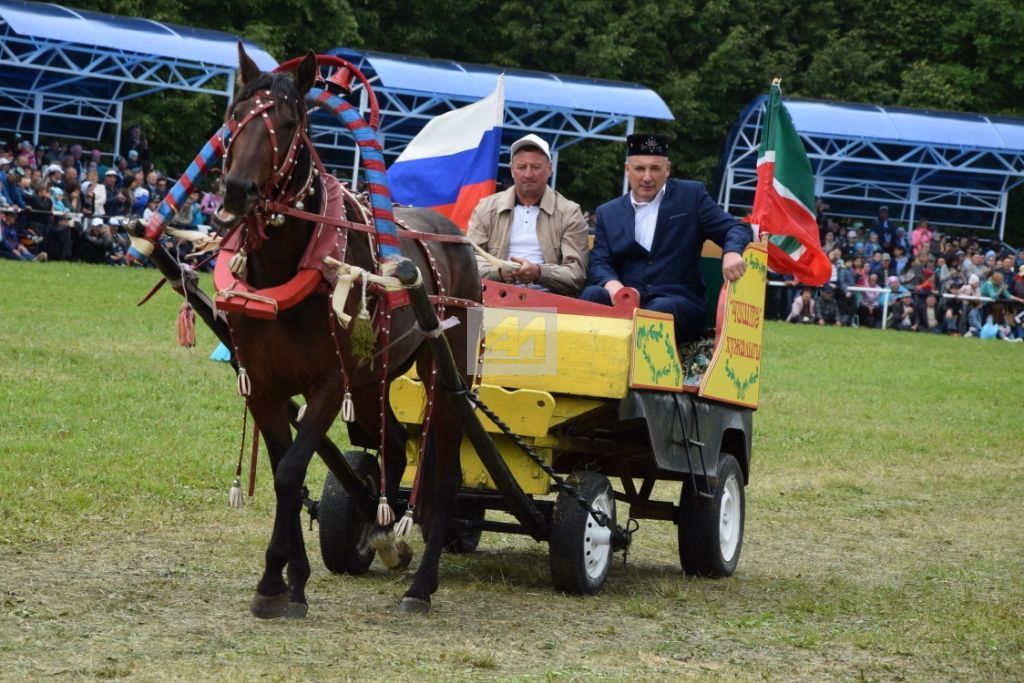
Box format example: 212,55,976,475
69,0,1024,241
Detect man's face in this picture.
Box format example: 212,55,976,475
510,149,551,199
972,254,983,265
625,155,671,202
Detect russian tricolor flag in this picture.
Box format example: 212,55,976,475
387,76,504,230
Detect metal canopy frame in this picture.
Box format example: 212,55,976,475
0,0,276,153
313,48,673,189
718,96,1024,239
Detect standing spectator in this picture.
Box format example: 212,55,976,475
121,124,150,168
786,288,817,324
911,218,933,255
870,205,897,248
980,271,1015,303
90,148,108,178
891,227,912,256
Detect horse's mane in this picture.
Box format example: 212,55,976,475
236,71,300,104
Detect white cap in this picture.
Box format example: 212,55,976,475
105,168,118,177
91,217,104,227
510,134,550,161
0,157,10,166
46,163,63,175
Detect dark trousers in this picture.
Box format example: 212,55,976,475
580,285,704,342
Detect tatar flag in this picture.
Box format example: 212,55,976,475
749,80,831,286
387,76,504,230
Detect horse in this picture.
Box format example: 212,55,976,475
215,45,480,616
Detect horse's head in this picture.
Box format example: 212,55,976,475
216,44,318,229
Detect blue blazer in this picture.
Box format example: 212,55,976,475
587,179,752,309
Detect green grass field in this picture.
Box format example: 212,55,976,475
1,260,1022,681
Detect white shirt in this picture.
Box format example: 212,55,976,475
630,185,666,251
508,203,544,265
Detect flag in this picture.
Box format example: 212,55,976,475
387,76,504,230
749,80,831,286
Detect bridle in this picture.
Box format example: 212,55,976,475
223,87,318,235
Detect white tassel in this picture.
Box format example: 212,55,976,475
394,509,415,539
376,496,394,526
237,367,251,397
228,477,245,509
341,391,354,422
296,404,307,423
228,249,247,280
331,272,354,327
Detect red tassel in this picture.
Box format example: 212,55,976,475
177,302,196,347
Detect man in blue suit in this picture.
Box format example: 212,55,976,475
581,134,752,342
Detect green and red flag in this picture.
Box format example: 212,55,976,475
749,80,831,286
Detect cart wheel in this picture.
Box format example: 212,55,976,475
318,451,378,574
549,471,616,595
678,453,745,577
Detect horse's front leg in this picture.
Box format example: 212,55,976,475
399,399,462,614
245,392,294,618
251,384,342,619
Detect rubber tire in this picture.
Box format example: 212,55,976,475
318,451,378,575
548,471,616,595
678,453,745,578
419,499,485,554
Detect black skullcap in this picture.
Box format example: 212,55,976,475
627,134,669,157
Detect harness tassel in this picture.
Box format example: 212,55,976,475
228,476,244,509
341,391,354,422
394,508,415,539
376,496,394,526
350,275,376,362
176,302,196,348
228,248,248,281
237,367,252,397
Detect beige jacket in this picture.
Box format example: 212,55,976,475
467,185,588,296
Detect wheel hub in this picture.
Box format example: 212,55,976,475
583,490,614,580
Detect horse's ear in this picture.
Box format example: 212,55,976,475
294,50,318,97
237,40,262,87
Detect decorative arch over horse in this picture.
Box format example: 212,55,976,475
131,44,482,616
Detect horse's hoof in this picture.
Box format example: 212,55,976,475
285,602,308,619
371,531,414,572
398,597,431,615
250,591,290,619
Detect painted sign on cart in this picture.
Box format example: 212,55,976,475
629,309,684,391
699,242,768,408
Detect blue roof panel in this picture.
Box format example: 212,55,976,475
333,48,673,120
0,0,277,70
784,98,1024,153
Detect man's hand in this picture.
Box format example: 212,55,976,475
509,256,541,284
604,280,624,298
722,251,746,282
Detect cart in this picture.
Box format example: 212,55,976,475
316,240,768,594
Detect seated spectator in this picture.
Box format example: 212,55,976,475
201,185,223,222
858,273,883,329
881,275,910,306
889,292,919,331
1013,265,1024,300
787,287,817,324
815,285,842,326
916,292,954,334
963,300,984,337
0,206,42,261
892,244,909,276
980,271,1017,302
962,252,987,282
862,231,882,258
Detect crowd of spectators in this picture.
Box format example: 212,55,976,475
767,202,1024,341
0,126,222,267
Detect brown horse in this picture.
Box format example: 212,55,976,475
219,46,479,616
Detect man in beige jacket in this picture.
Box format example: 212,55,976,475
467,134,588,296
